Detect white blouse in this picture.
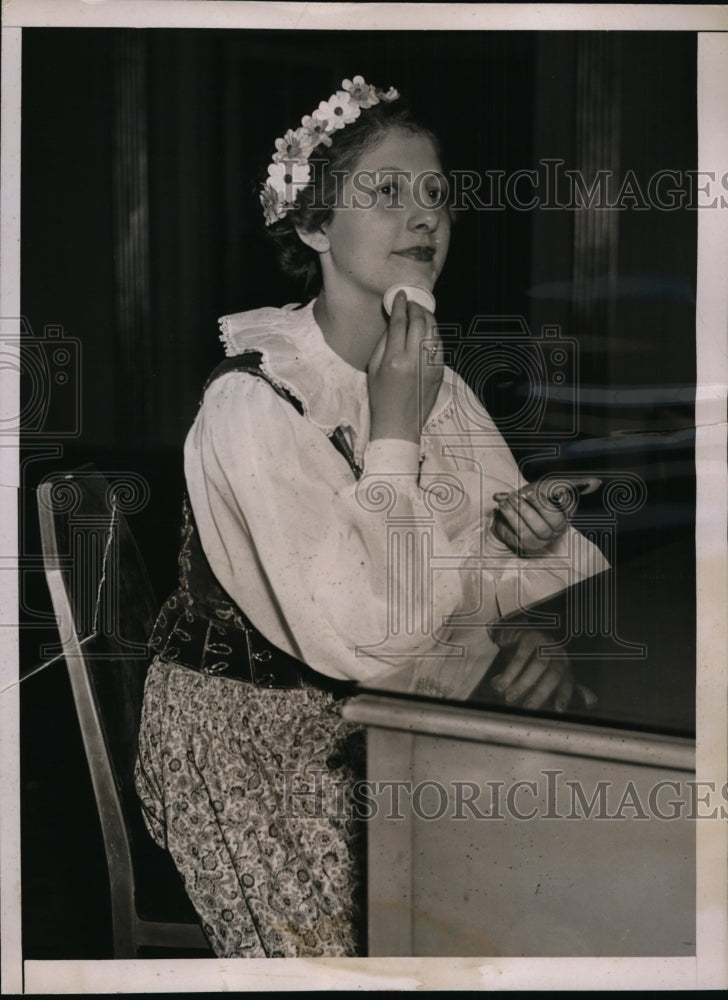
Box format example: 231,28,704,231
184,301,609,700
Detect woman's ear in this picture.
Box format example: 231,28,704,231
295,224,330,254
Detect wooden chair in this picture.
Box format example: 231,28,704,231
37,465,212,958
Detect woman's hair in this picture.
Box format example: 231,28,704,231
263,100,444,296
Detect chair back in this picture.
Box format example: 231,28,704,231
37,464,206,956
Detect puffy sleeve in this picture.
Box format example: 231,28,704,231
419,373,611,624
184,372,471,683
186,368,610,688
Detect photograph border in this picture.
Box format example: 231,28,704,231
1,2,726,993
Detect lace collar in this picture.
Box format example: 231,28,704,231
218,300,370,452
218,298,456,465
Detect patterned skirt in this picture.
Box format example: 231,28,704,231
134,657,366,957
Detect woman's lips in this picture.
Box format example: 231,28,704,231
392,246,436,262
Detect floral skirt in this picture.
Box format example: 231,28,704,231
134,657,366,957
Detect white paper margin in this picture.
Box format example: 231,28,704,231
1,1,726,994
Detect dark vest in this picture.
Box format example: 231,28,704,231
149,351,361,698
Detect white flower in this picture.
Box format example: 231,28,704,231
377,86,399,103
266,160,311,201
300,112,333,148
342,75,379,109
260,183,286,226
272,127,315,165
316,91,361,131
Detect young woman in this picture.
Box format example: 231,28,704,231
134,76,608,958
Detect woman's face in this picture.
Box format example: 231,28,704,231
317,128,451,306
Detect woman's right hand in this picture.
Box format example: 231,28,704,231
367,290,443,444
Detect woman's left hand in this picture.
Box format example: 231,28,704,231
491,482,569,556
489,628,597,712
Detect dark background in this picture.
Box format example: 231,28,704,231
19,29,696,958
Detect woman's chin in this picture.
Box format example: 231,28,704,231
392,271,437,292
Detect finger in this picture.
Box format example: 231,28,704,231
403,299,428,354
490,630,540,694
406,302,442,367
383,290,409,357
490,511,519,551
523,660,567,709
494,497,550,553
492,498,522,534
520,481,569,513
511,492,565,539
553,671,575,713
576,682,598,709
518,490,569,534
421,310,440,358
501,655,554,705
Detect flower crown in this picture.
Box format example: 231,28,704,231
260,75,400,226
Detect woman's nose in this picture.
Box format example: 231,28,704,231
407,206,439,233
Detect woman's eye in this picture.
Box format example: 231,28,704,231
378,184,394,196
424,179,446,204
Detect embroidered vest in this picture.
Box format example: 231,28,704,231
149,351,361,696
